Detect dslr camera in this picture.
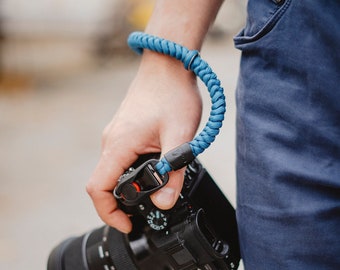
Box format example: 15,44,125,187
48,156,240,270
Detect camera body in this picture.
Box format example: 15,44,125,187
114,157,240,270
47,157,240,270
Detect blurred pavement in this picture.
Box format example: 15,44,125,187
0,36,242,269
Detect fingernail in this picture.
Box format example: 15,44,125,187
152,187,176,208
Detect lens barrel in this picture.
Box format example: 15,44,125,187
48,236,87,270
48,226,138,270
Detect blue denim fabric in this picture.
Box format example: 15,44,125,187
234,0,340,269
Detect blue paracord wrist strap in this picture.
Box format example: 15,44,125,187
127,32,226,175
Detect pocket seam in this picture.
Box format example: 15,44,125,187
234,0,292,45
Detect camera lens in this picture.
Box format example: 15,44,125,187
47,236,87,270
47,226,138,270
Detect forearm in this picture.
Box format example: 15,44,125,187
145,0,224,50
136,0,224,90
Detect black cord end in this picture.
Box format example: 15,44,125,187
164,143,195,171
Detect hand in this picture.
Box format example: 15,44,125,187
86,52,202,233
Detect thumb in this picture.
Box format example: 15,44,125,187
150,143,187,210
151,168,186,210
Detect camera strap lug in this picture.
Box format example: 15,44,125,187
113,159,169,206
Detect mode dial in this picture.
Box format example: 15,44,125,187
146,210,168,231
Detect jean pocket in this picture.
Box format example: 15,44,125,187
234,0,292,46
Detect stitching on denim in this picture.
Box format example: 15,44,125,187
234,0,292,45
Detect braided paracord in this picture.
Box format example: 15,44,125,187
127,32,226,175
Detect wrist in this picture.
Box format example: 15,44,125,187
139,50,197,83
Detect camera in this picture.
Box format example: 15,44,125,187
48,156,240,270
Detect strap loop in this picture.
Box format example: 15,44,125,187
127,32,226,175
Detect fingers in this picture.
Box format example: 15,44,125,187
87,72,201,232
86,183,132,233
86,149,138,234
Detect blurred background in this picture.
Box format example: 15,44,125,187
0,0,246,269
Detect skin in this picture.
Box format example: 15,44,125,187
86,0,224,234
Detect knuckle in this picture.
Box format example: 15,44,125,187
85,180,96,197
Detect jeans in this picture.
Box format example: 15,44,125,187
234,0,340,269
